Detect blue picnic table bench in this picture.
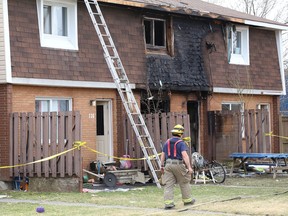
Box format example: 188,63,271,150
229,153,288,178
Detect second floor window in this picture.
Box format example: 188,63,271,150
144,18,166,48
43,5,68,36
37,0,78,50
227,25,249,65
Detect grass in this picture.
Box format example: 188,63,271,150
1,174,288,215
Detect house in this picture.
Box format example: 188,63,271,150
0,0,287,182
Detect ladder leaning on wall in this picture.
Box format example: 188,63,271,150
83,0,162,188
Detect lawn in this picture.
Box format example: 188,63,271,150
0,174,288,216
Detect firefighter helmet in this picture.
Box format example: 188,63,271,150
171,124,184,136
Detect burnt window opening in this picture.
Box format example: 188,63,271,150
140,90,170,114
144,18,166,48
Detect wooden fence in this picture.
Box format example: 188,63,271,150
208,109,270,161
9,111,82,178
123,112,190,169
280,115,288,152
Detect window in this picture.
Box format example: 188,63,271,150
35,98,71,112
37,0,78,50
144,17,172,54
35,98,72,143
144,18,166,48
222,102,243,112
227,25,249,65
222,102,244,137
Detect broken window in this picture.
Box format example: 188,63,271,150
140,90,170,114
144,18,166,48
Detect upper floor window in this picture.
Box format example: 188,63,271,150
144,17,173,55
37,0,78,50
227,25,249,65
144,18,166,48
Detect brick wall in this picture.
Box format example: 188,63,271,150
8,0,146,85
11,85,123,170
0,84,12,181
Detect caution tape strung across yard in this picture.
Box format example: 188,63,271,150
265,131,288,140
0,141,86,169
82,145,161,161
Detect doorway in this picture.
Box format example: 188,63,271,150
96,100,113,162
187,101,199,153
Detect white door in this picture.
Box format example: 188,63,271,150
96,101,113,162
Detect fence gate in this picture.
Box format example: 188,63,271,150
9,111,82,178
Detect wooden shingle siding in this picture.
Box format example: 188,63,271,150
202,24,282,91
8,0,146,86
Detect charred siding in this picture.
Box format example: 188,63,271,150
147,17,211,91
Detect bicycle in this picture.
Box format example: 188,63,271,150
192,152,226,184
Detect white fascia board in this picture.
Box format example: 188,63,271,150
3,0,11,83
244,20,288,31
275,30,286,96
213,87,284,96
11,78,136,89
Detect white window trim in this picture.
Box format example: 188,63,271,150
36,0,78,50
229,26,250,65
35,97,72,112
222,102,245,137
35,97,72,144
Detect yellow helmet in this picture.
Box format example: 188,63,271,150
171,124,184,136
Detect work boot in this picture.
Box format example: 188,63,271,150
164,203,175,210
184,198,196,206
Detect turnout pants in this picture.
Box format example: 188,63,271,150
163,163,192,205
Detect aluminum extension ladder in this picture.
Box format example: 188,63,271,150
83,0,161,188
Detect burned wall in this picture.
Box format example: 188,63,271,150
147,16,211,92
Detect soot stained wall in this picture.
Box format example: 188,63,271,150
147,17,211,91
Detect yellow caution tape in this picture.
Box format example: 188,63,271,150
0,141,86,169
265,131,288,140
83,145,161,161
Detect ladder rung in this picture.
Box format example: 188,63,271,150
135,124,144,126
119,80,128,84
102,34,110,37
92,12,101,16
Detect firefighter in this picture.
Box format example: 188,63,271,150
160,124,195,209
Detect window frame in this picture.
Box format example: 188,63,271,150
36,0,78,50
35,97,72,113
143,16,174,55
222,102,245,137
35,97,72,144
228,25,249,65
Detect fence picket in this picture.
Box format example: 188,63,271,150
9,112,81,178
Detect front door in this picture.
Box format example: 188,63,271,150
96,100,113,162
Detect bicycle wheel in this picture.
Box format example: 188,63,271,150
207,161,226,183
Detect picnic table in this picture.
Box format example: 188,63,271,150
229,153,288,178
